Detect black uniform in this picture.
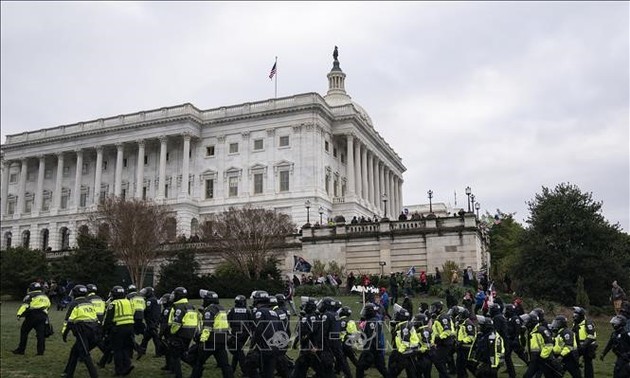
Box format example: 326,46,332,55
244,302,282,378
227,302,254,373
291,307,322,378
355,306,388,378
61,295,100,378
139,292,161,355
273,301,293,378
505,307,529,377
601,316,630,378
190,303,232,378
14,287,51,356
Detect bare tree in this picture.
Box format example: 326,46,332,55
90,196,171,287
200,205,295,279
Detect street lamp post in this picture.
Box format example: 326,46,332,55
304,200,311,227
475,202,481,218
318,206,324,225
428,190,433,214
382,193,388,219
465,186,472,212
470,194,475,214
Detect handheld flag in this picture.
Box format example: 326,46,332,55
293,255,312,272
406,266,416,277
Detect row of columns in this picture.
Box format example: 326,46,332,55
345,134,403,218
1,133,191,217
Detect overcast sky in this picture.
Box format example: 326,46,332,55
2,2,628,231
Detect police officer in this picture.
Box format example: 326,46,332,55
227,294,253,374
455,306,476,378
158,293,174,371
469,315,504,378
190,289,232,378
138,287,161,357
13,281,51,356
167,286,197,378
504,303,528,377
61,285,99,378
316,297,339,378
600,315,630,378
273,294,293,378
550,315,581,378
86,284,106,324
126,284,146,358
390,305,419,378
245,290,282,378
292,296,322,378
338,305,359,374
102,285,135,376
572,306,597,378
429,301,454,378
355,302,388,378
413,313,433,378
522,312,555,378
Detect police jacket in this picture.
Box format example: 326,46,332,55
127,292,146,321
573,319,597,349
144,295,161,325
199,303,229,348
320,310,339,349
228,305,253,341
168,298,197,340
553,328,578,357
17,290,50,319
457,318,476,347
87,293,106,323
602,328,630,360
415,324,433,354
431,313,455,345
362,316,383,352
296,311,321,350
339,316,359,344
473,330,504,368
492,314,509,341
527,324,553,359
103,298,134,334
62,296,98,338
394,321,420,354
252,305,282,352
507,314,524,342
273,304,291,338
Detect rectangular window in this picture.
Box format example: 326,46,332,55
205,179,214,199
42,197,51,211
254,139,264,151
279,171,290,192
342,182,346,196
144,155,148,165
121,188,126,201
166,152,170,161
63,166,70,177
325,174,330,195
44,169,52,179
142,187,147,200
206,146,215,157
334,178,339,197
254,173,263,194
333,148,338,158
341,154,345,163
80,192,88,207
99,191,107,203
279,136,290,147
7,201,15,214
123,158,128,168
229,176,238,197
102,161,108,171
82,163,89,175
25,199,33,213
27,171,36,181
229,143,239,154
164,185,169,199
325,140,330,152
9,173,18,183
61,195,68,209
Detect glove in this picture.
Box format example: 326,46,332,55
62,332,68,343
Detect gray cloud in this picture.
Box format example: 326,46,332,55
2,2,628,231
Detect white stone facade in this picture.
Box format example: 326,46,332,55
1,55,406,251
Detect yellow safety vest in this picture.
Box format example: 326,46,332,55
61,298,98,334
17,291,51,317
200,309,229,342
395,322,420,354
169,298,198,335
553,328,577,357
87,294,106,317
111,298,134,326
528,325,553,359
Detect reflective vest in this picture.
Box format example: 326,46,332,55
457,319,476,346
61,297,98,334
87,293,106,319
489,332,505,368
416,325,432,353
553,328,577,357
17,291,50,317
129,294,146,320
200,305,229,343
169,298,197,337
528,325,553,359
576,320,597,345
395,321,420,354
431,314,455,344
111,298,134,326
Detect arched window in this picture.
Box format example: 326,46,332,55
40,229,49,250
22,230,30,249
60,227,70,251
4,231,12,249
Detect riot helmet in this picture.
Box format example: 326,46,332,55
172,287,188,302
71,284,88,299
200,289,219,307
111,285,126,299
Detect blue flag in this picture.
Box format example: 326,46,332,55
293,255,312,272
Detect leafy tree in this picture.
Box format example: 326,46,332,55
91,196,171,288
49,233,118,297
311,259,327,277
511,183,629,306
0,247,49,298
485,210,524,279
575,276,590,307
200,205,295,279
155,249,201,296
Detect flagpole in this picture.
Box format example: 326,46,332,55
274,56,278,98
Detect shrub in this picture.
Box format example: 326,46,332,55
311,260,327,277
575,276,590,307
155,249,201,296
0,247,49,299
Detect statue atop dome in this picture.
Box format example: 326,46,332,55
333,46,339,61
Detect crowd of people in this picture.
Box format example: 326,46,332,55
11,277,630,378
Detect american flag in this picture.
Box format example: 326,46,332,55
269,62,277,79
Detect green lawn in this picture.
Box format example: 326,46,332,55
0,296,617,377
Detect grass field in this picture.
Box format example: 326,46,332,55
0,296,617,377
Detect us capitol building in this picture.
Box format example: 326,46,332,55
1,50,407,253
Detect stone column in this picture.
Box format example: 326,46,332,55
380,164,386,214
393,176,399,217
135,140,145,198
180,133,191,197
73,150,83,208
361,144,368,202
345,134,355,198
53,153,64,211
0,159,9,216
157,136,167,199
17,159,27,215
388,170,394,217
34,156,45,213
354,141,361,197
373,157,380,210
114,143,124,196
367,151,373,207
93,146,103,205
398,177,403,213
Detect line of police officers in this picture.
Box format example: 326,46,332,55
12,281,630,378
